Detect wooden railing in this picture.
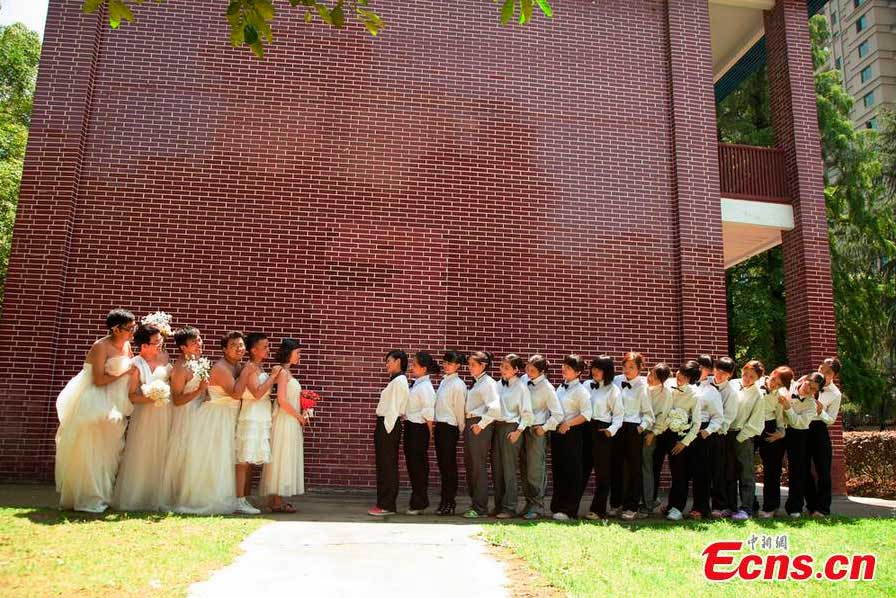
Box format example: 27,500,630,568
718,143,790,203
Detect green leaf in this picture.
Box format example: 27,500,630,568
244,23,259,45
226,1,241,17
519,0,533,24
500,0,515,25
536,0,552,18
253,0,275,21
108,0,135,29
316,5,333,25
331,2,345,28
304,10,313,23
82,0,104,13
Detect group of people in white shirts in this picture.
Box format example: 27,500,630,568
54,309,307,515
371,349,841,522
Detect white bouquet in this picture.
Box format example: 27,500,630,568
667,407,691,434
141,311,173,337
186,356,212,382
142,379,171,407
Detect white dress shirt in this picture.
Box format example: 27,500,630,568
813,382,842,426
526,375,564,432
556,379,592,423
647,383,672,436
696,379,724,434
496,376,534,430
759,381,787,436
586,380,623,436
465,373,501,429
615,375,654,429
406,375,436,424
376,373,409,433
654,382,701,446
435,372,467,431
784,391,817,430
717,378,742,435
730,382,765,443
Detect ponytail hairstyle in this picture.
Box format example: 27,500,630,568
622,351,643,370
742,360,765,378
805,371,826,396
562,354,586,374
696,354,714,371
678,360,701,385
651,362,671,385
714,356,736,374
589,355,615,386
276,338,301,365
770,365,794,390
527,354,549,375
385,349,409,371
502,353,526,375
442,350,466,366
469,351,493,371
414,351,439,375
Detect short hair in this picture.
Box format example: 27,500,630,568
527,354,549,374
651,362,671,384
174,326,200,348
589,355,615,385
106,308,135,330
770,365,794,390
386,349,408,371
442,350,465,366
414,351,439,374
134,325,160,348
678,360,701,384
714,356,736,374
563,354,586,373
220,331,246,350
696,354,714,370
622,351,643,369
469,351,493,371
503,353,526,373
742,360,765,378
806,371,826,391
275,338,301,364
245,333,268,353
822,357,842,375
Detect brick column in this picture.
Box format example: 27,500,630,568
0,2,105,479
666,0,729,362
765,0,843,494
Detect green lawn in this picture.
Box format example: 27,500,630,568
0,508,267,597
482,517,896,597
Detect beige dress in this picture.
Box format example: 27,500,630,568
261,377,305,497
235,372,272,464
54,355,132,512
158,367,204,511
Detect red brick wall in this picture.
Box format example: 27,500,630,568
765,0,844,494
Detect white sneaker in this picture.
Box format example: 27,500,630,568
235,497,261,515
758,510,775,519
621,510,637,521
552,512,570,521
405,509,423,515
788,512,801,519
666,507,683,521
607,507,621,517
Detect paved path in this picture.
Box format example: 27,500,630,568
188,520,508,597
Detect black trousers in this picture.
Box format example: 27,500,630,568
785,428,809,515
758,420,785,512
403,421,430,511
805,420,833,515
434,422,460,507
690,422,712,516
588,420,613,515
612,422,642,512
724,430,740,511
652,428,674,504
374,416,401,512
708,432,727,512
666,430,690,512
580,419,594,498
550,425,583,517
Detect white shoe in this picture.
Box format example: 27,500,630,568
621,510,637,521
788,512,801,519
607,507,621,517
758,510,775,519
552,512,570,521
235,497,261,515
405,509,423,515
666,507,683,521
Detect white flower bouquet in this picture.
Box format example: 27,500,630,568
186,356,212,382
142,379,171,407
141,311,173,337
667,407,691,434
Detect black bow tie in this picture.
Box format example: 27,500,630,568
527,380,535,386
792,393,804,401
760,385,768,393
710,383,719,390
621,381,632,390
501,379,509,387
591,381,600,389
561,382,569,389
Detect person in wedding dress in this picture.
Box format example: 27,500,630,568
175,332,248,514
234,333,280,514
159,326,208,511
261,338,308,513
112,324,172,511
55,309,136,512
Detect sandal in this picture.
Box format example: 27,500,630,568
272,503,297,513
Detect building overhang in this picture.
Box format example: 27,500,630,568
721,197,795,268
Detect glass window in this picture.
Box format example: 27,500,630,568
856,14,868,32
863,91,874,108
858,40,871,58
861,66,872,83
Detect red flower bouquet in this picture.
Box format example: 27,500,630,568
300,389,320,414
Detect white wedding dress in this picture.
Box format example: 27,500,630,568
261,376,305,497
175,384,239,514
112,357,172,511
235,372,272,465
159,367,204,511
55,354,132,512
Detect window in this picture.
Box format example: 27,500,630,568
863,91,874,108
854,0,868,7
858,40,871,58
836,57,843,71
856,14,868,32
831,11,839,26
866,118,878,130
861,66,872,83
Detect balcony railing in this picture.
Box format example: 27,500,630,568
718,143,790,203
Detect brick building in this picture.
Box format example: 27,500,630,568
0,0,844,494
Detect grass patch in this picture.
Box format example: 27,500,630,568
482,517,896,596
0,508,267,596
